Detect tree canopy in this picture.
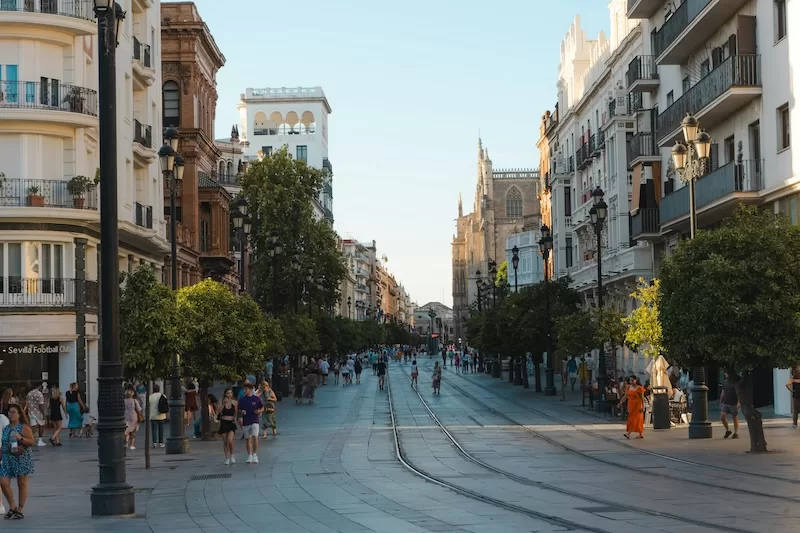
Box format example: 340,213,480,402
624,278,663,358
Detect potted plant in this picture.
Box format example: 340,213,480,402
67,175,97,209
26,185,45,207
63,87,85,113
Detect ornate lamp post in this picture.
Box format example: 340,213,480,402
91,0,135,516
268,231,282,314
539,225,555,395
475,270,483,312
488,260,498,306
511,245,520,292
347,296,352,318
428,308,437,354
671,113,713,440
589,187,609,397
231,197,251,294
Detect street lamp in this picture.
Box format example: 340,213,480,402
589,187,609,398
428,308,437,354
475,271,483,312
91,0,135,517
672,113,713,440
511,245,520,292
488,260,497,306
231,200,251,293
291,254,301,314
539,225,555,396
268,231,282,314
347,296,352,318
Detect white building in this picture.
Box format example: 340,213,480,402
505,230,545,290
540,3,653,380
625,0,798,413
237,86,333,224
0,0,167,416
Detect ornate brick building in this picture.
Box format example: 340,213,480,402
161,2,236,288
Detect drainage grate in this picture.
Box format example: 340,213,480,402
190,473,232,481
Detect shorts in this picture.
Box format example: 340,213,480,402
569,372,577,379
218,420,237,434
29,413,45,427
242,423,260,438
721,404,739,417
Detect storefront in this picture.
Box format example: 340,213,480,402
0,341,73,396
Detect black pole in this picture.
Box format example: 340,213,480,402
272,255,278,314
166,176,187,455
544,251,556,396
514,266,518,292
91,5,135,516
596,225,607,397
238,230,245,293
294,278,299,314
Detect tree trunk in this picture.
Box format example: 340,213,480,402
144,380,151,470
200,379,211,441
734,370,767,453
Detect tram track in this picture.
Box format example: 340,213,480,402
432,362,800,504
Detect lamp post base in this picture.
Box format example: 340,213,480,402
544,368,557,396
514,362,524,385
689,366,712,439
491,359,502,378
90,483,135,517
166,436,190,455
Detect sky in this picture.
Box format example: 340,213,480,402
183,0,610,307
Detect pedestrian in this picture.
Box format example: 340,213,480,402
354,357,363,384
320,358,330,385
462,352,470,374
371,350,378,375
47,386,65,447
305,368,318,404
124,389,143,450
1,404,34,520
217,388,238,465
411,359,418,388
0,389,16,418
720,373,740,439
259,382,278,440
23,384,46,448
567,356,578,391
340,359,350,386
454,352,460,372
333,361,341,385
441,349,447,368
786,368,800,427
618,376,645,439
432,362,442,394
265,358,274,388
184,380,198,429
135,382,147,414
377,356,387,391
194,394,217,438
149,384,167,449
238,383,264,464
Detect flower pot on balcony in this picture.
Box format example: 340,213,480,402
26,194,45,207
72,197,85,209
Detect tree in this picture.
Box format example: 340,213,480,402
659,206,800,452
177,279,283,439
592,307,627,380
624,278,663,359
239,148,346,314
120,266,181,469
554,310,595,360
280,314,320,361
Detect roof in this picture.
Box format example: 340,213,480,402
198,173,222,189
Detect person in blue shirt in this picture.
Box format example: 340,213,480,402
567,356,578,391
238,383,263,464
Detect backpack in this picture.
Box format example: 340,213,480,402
157,393,169,414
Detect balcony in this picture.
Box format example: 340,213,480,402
132,119,156,167
322,157,333,174
576,144,592,170
627,0,661,19
0,0,95,36
589,134,599,157
132,36,156,89
0,278,98,308
0,81,98,128
660,160,764,230
165,217,195,248
134,202,153,229
0,178,98,210
216,172,240,186
627,55,659,92
627,132,660,167
597,130,605,150
655,55,761,146
630,208,660,239
323,206,334,224
133,119,152,148
356,284,369,293
654,0,751,65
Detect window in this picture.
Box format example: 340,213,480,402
564,187,572,217
505,187,523,218
296,145,307,162
775,0,787,42
1,242,64,294
724,136,735,163
261,146,272,156
4,65,17,103
565,237,573,268
162,81,180,127
682,76,690,94
666,91,674,107
200,219,210,252
778,104,790,150
700,60,710,77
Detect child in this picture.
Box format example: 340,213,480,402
80,412,96,437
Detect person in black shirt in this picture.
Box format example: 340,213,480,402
720,373,739,439
376,357,387,391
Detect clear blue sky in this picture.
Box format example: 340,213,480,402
185,0,610,307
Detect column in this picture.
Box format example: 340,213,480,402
75,238,88,395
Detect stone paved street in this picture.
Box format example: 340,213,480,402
7,361,800,532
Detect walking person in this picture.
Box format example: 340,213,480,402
23,384,46,448
377,356,387,391
0,404,35,520
333,360,341,385
618,376,645,439
217,388,238,465
259,382,278,440
567,356,578,391
65,383,85,438
124,389,143,450
454,352,460,373
432,362,442,394
354,357,363,384
410,359,419,388
184,381,198,430
0,389,16,418
787,368,800,427
320,358,330,385
238,383,263,464
340,359,350,387
720,373,740,439
47,387,65,446
149,384,168,448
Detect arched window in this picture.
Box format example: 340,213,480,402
227,161,234,175
506,187,523,218
218,161,225,177
163,81,180,127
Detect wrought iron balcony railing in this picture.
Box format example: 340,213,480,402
0,80,98,116
627,55,658,88
0,0,94,20
0,178,98,209
133,119,152,148
0,277,98,307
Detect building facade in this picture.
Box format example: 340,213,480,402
625,0,798,412
237,86,333,224
161,2,236,290
505,231,545,291
414,302,454,346
452,140,541,343
341,239,376,321
0,0,167,413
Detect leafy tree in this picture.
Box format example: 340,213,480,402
592,307,627,380
335,317,363,354
120,266,181,469
554,310,595,361
177,279,281,439
624,278,663,359
359,319,387,348
239,147,346,314
280,313,320,361
659,206,800,452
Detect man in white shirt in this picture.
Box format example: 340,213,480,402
319,358,330,385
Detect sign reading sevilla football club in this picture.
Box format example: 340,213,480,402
0,342,71,356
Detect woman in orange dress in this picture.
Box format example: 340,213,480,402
618,376,645,439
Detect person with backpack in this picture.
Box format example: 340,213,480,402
149,383,169,449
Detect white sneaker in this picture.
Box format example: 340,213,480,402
230,455,235,464
252,454,259,464
159,443,165,448
153,443,157,449
246,454,253,464
224,458,230,466
129,446,136,451
37,438,46,447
